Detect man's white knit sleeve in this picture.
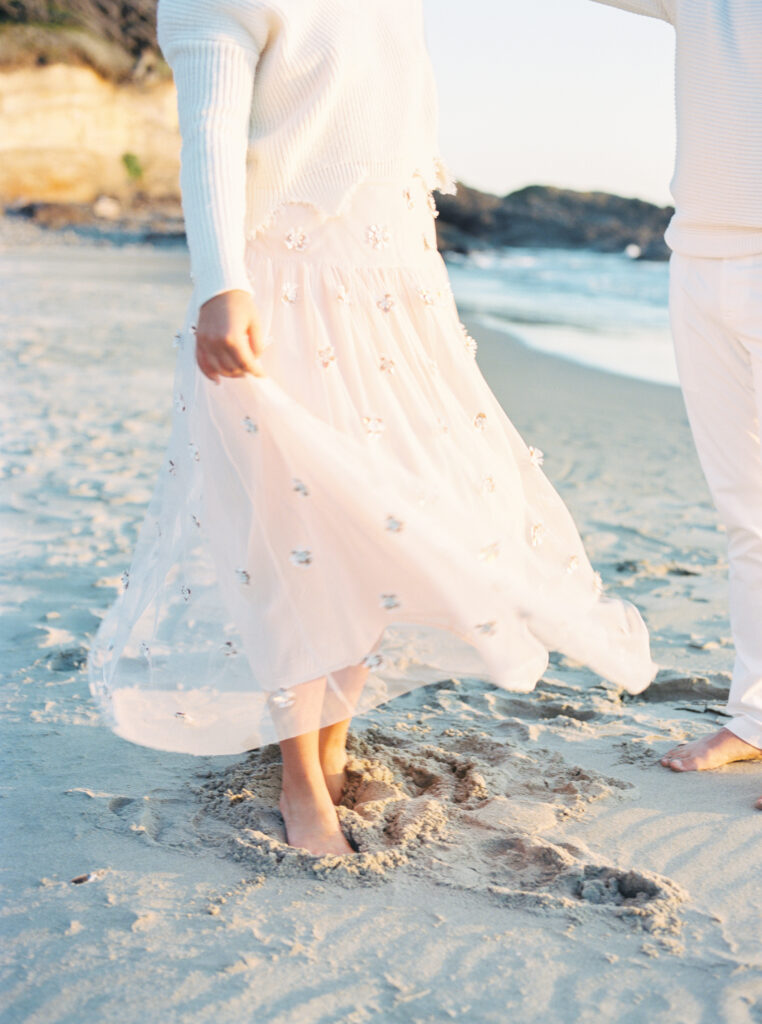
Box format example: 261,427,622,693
158,1,265,308
589,0,675,23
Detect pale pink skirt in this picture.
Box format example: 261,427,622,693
87,173,656,755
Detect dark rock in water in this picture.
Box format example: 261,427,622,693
436,182,673,262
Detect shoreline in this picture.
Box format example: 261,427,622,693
0,217,675,387
470,310,679,389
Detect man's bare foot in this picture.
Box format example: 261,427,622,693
278,789,353,856
321,750,348,805
661,727,762,772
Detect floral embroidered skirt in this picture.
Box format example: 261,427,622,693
87,173,657,755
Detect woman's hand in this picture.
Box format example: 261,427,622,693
195,290,265,383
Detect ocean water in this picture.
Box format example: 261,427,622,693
445,247,676,387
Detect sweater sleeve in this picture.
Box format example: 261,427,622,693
589,0,675,23
158,0,268,307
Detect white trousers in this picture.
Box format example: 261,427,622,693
670,252,762,749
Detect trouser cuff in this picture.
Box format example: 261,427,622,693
725,715,762,751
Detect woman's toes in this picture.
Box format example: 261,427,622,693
755,796,762,811
661,747,686,767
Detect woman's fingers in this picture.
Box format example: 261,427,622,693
216,346,246,376
240,343,265,378
197,341,232,382
248,312,264,357
220,338,262,377
246,319,266,376
196,348,220,383
193,291,266,381
196,334,263,380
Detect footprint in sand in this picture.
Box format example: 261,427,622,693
483,833,686,936
627,672,729,704
193,726,639,891
47,645,88,672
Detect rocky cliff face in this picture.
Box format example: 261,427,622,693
0,3,672,259
0,1,159,78
0,63,179,203
0,2,177,204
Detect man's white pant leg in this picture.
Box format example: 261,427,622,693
670,252,762,749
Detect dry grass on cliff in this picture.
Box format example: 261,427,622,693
0,24,137,79
0,0,165,81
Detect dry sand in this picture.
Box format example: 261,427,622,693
2,229,761,1023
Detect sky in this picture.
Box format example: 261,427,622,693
422,0,676,205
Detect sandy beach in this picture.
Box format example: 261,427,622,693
2,229,761,1023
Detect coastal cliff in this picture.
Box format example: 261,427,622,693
0,4,673,259
0,3,177,205
0,63,179,204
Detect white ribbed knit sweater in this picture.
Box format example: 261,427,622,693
157,0,456,307
593,0,762,258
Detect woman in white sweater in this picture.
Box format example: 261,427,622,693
593,0,762,804
88,0,656,855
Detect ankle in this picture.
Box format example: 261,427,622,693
319,740,348,768
279,776,332,813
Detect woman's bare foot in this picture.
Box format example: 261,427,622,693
278,788,353,856
756,796,762,811
661,727,762,772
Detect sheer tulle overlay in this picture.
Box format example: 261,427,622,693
88,174,657,755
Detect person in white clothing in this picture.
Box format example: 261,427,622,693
87,0,657,857
591,0,762,802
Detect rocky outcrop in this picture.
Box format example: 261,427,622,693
436,183,673,261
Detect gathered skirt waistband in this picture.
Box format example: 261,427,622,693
244,174,442,273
